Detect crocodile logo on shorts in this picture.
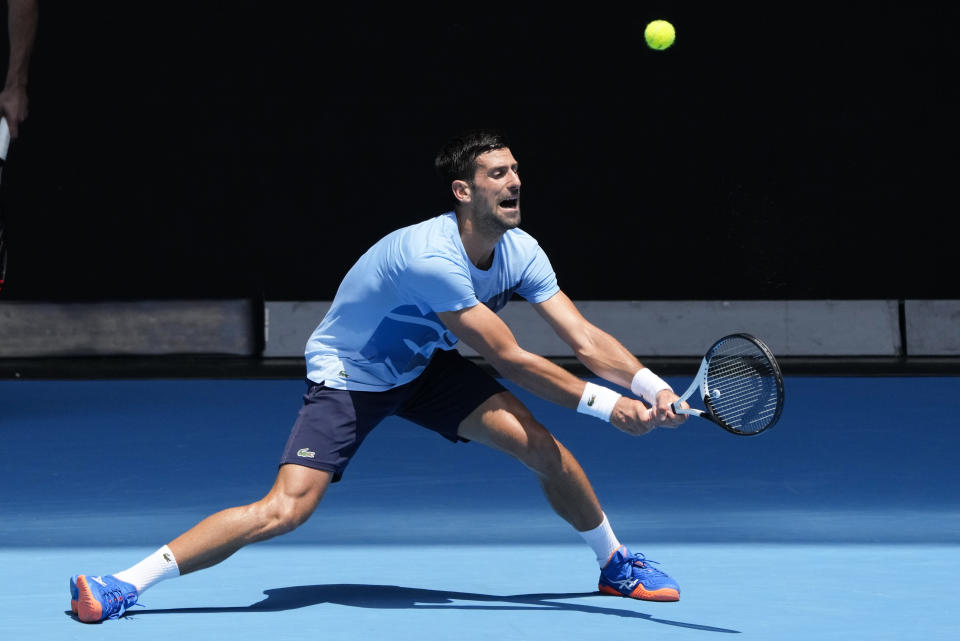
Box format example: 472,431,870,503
297,448,316,459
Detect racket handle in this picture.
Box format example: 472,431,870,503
671,401,703,417
0,117,9,161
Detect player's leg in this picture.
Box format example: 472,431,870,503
456,391,680,602
167,463,331,575
457,390,604,531
70,380,384,623
71,464,330,623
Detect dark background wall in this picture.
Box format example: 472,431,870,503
1,2,955,302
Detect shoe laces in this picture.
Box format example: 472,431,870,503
102,587,141,620
626,552,668,577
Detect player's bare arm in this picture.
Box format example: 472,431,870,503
437,302,662,435
532,290,687,428
1,0,39,136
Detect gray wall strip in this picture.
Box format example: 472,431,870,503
8,298,949,360
265,299,904,358
904,300,960,356
263,301,331,357
0,300,255,357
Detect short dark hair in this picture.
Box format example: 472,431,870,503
434,129,511,186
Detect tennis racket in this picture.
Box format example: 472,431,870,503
672,333,784,436
0,117,10,294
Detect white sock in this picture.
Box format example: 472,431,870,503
114,545,181,594
578,513,622,567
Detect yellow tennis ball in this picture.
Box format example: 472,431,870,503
644,20,676,50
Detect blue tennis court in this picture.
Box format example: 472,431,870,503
1,375,957,640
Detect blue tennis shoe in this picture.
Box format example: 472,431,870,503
69,576,78,615
71,574,139,622
598,545,680,601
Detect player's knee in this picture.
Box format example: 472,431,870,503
519,422,566,476
469,393,568,476
254,494,316,540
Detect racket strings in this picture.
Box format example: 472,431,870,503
709,365,777,431
705,339,781,434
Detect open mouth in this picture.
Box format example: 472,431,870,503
500,197,519,210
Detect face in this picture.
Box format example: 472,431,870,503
461,148,521,234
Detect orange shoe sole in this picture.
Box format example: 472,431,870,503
599,583,680,602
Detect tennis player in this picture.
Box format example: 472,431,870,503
69,129,687,622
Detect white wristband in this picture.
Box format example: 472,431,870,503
577,382,622,422
631,368,672,405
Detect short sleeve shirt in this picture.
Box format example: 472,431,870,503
305,212,559,390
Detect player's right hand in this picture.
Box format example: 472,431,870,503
650,389,688,428
609,397,667,436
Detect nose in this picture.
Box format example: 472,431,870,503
507,169,521,191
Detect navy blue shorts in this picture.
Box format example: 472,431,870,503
279,349,506,482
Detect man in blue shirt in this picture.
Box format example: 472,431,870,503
70,130,688,623
304,209,559,391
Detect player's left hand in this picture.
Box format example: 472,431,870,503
651,389,688,428
0,87,29,138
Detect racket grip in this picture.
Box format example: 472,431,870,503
671,401,702,417
0,117,9,161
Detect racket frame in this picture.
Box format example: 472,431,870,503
671,333,784,436
0,116,8,294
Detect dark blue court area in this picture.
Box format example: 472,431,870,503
1,375,958,640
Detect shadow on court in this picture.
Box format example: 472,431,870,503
82,584,739,633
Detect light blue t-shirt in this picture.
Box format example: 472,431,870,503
305,212,559,391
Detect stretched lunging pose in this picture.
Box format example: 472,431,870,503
70,129,687,622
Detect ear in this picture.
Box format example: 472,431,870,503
451,179,471,204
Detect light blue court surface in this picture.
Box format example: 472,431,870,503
1,376,958,640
